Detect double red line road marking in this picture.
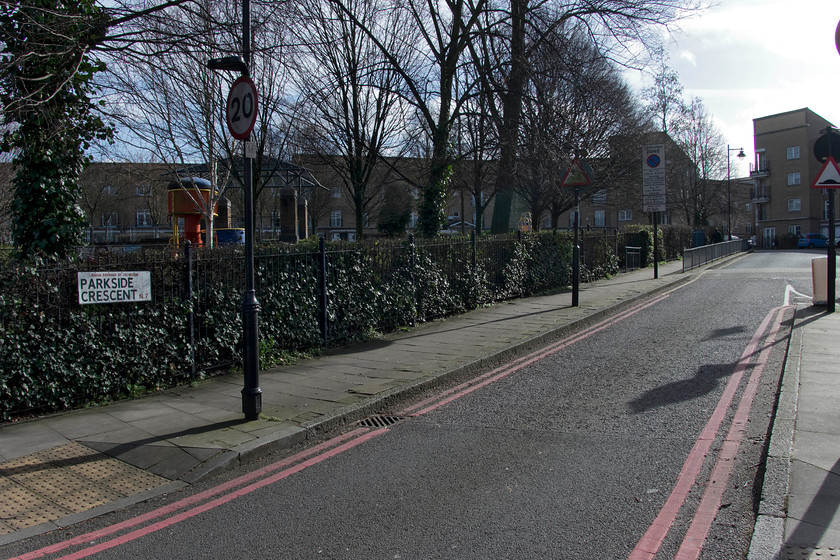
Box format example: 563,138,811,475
629,305,789,559
13,293,786,560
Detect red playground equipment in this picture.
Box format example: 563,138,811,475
168,177,218,246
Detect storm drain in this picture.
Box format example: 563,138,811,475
357,415,406,428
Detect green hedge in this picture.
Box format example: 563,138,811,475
0,230,634,420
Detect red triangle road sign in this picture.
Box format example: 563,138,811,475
561,157,593,188
811,156,840,189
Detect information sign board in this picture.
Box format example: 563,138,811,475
643,144,667,212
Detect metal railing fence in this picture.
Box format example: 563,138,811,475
682,238,749,272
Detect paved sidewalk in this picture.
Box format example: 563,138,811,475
750,305,840,560
0,251,830,559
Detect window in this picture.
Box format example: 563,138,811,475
618,209,632,221
135,184,152,197
786,146,800,160
592,189,607,206
594,210,605,227
568,211,578,227
543,215,551,229
788,198,801,212
788,225,801,237
787,172,801,186
330,210,342,227
136,210,152,227
331,188,342,199
101,213,118,226
102,185,117,195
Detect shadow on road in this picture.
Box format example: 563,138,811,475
627,363,735,414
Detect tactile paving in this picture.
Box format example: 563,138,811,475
782,545,840,558
0,442,167,535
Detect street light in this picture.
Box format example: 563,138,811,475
206,0,262,421
727,145,747,240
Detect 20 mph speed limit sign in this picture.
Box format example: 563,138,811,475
226,76,258,140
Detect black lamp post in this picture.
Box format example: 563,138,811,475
727,145,746,240
207,0,262,420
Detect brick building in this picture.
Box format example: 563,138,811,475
750,108,836,248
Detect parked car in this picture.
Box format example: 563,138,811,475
797,233,829,249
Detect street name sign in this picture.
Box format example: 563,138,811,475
78,271,152,305
643,144,667,212
226,76,258,141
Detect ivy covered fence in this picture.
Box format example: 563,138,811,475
0,227,683,421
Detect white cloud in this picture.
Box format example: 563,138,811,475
626,0,840,175
677,50,696,66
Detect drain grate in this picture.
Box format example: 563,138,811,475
357,415,406,428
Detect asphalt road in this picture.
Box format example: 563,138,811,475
3,250,817,560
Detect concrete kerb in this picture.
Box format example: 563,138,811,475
193,268,698,486
748,303,804,559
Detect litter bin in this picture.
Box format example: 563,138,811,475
812,256,827,305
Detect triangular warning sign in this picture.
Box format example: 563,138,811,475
561,158,593,188
812,156,840,189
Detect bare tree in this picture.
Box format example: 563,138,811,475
641,48,685,135
290,0,414,240
486,0,701,233
325,0,490,236
515,28,648,229
671,96,726,227
103,1,232,246
101,0,301,246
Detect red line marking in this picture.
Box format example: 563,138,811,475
628,307,783,560
675,307,786,559
50,428,389,560
12,428,372,560
403,294,671,417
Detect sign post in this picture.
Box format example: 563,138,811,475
561,157,593,307
643,144,667,279
812,146,840,313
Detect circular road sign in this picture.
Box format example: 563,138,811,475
226,76,258,140
646,154,662,168
836,20,840,56
814,130,840,163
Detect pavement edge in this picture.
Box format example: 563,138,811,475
748,304,803,559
